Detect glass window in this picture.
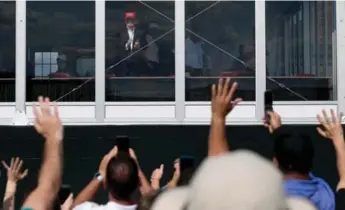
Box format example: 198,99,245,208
185,1,256,101
26,1,95,102
266,1,335,101
0,2,15,102
105,1,175,101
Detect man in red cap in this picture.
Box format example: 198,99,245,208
124,12,141,52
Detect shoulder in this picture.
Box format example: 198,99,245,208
73,202,100,210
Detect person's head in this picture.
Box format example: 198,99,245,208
106,153,139,201
124,12,137,29
147,23,160,36
57,54,67,70
137,190,161,210
273,133,314,175
152,151,292,210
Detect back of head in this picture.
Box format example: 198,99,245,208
274,133,314,174
106,153,139,201
187,150,287,210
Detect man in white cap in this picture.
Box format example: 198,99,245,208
152,150,316,210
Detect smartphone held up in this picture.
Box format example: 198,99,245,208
264,90,273,124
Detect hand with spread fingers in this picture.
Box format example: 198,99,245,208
211,77,242,119
262,111,282,134
316,109,344,144
32,96,63,141
2,157,28,183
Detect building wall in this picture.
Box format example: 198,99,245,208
0,125,339,204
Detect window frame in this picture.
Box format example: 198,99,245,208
0,0,341,126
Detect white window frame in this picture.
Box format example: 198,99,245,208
0,0,341,126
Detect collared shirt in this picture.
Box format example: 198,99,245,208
73,201,137,210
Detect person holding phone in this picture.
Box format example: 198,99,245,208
163,156,196,190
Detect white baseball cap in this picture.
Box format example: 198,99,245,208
152,150,316,210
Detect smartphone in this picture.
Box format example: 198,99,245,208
264,90,273,124
180,155,195,171
116,136,129,153
58,185,71,204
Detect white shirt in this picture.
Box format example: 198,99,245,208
144,35,159,63
73,201,137,210
185,37,204,69
126,28,135,50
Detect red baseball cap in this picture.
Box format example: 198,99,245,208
124,12,136,19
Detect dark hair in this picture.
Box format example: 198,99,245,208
106,153,139,201
177,168,195,186
274,132,314,174
136,190,161,210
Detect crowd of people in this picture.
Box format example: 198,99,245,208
1,77,345,210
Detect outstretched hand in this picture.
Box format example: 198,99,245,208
211,78,242,119
2,157,28,183
33,96,63,141
317,109,344,144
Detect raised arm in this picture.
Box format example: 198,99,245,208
22,96,64,210
316,110,345,191
129,148,152,195
208,77,242,156
2,157,28,210
73,146,118,208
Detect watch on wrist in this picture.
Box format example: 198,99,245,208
94,172,103,182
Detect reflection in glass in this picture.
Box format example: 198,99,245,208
266,1,335,101
105,1,175,101
26,1,95,101
0,2,15,101
185,1,256,101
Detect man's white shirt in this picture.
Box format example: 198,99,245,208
126,28,135,50
73,201,137,210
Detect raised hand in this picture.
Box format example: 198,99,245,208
150,164,164,190
211,77,242,119
2,157,28,183
151,164,164,181
317,109,344,143
99,146,118,179
263,111,282,134
32,96,63,141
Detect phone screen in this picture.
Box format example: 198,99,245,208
58,185,71,204
116,136,129,153
180,156,195,171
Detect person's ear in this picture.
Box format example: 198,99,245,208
273,157,279,168
103,180,108,189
